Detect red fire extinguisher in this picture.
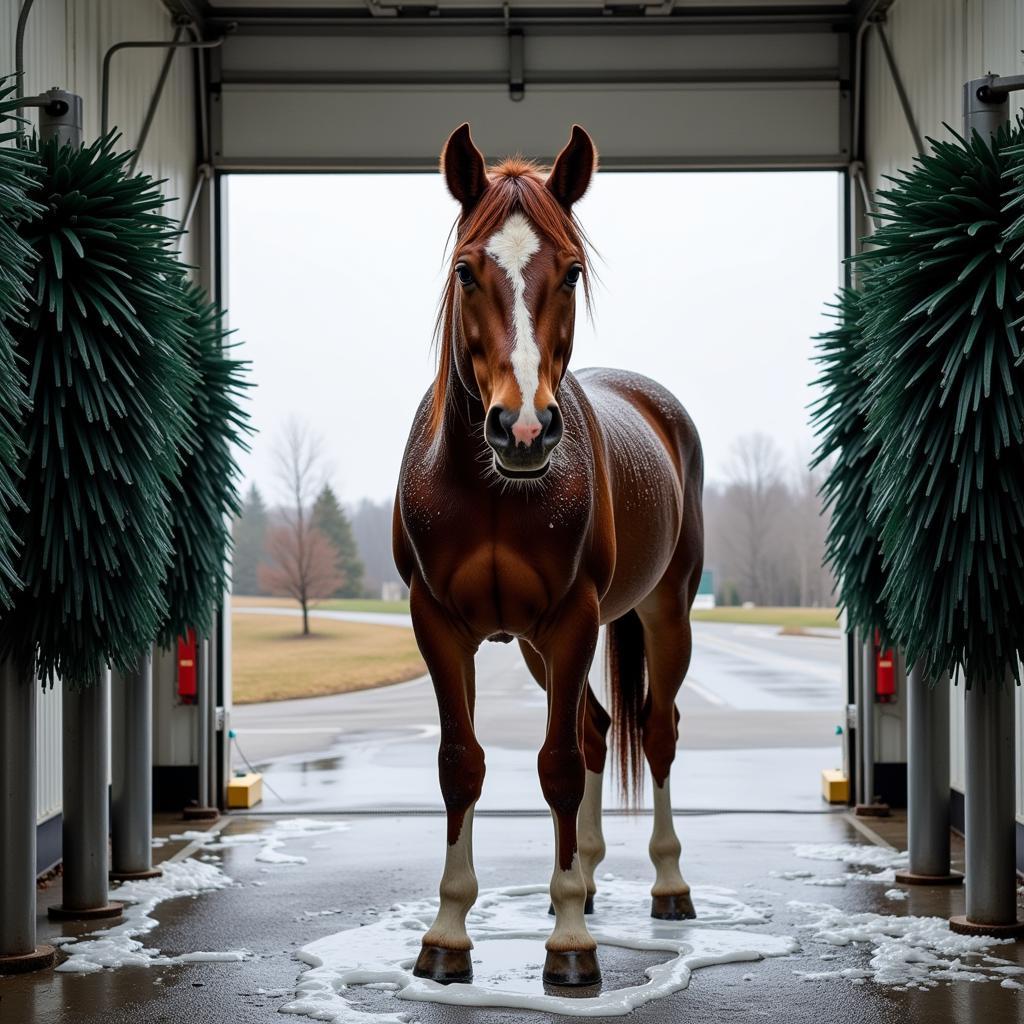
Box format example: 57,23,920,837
177,629,197,705
875,632,896,704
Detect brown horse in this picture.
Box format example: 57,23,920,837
393,124,704,988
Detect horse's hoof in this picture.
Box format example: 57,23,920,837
651,893,696,920
413,944,473,984
548,894,595,916
543,948,602,987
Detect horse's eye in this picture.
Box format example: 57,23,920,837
565,264,582,289
455,263,475,287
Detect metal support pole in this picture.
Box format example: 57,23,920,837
855,634,889,816
853,629,866,806
184,636,218,821
896,664,961,885
950,672,1023,935
198,638,210,806
110,650,161,880
0,662,56,973
48,673,122,921
947,75,1024,938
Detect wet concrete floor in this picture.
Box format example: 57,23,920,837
3,810,1022,1024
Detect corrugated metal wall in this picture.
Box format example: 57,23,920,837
862,0,1024,824
1,0,197,266
2,0,200,824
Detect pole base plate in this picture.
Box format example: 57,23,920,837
182,805,219,822
0,945,57,975
854,802,891,817
894,870,963,886
949,914,1024,938
110,866,163,882
48,901,123,922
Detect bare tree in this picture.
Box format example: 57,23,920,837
722,432,786,605
258,419,344,635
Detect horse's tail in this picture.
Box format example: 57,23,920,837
606,609,647,806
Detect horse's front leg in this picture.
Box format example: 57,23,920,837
533,587,602,987
409,579,483,985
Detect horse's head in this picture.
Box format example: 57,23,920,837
433,124,596,480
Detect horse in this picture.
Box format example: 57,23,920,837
393,123,704,988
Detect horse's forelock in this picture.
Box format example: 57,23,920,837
428,161,592,436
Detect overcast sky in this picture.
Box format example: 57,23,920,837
226,170,841,507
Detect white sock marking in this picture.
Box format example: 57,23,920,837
485,213,541,431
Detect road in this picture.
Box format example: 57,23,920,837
230,610,844,813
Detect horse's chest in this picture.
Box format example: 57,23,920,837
402,470,592,638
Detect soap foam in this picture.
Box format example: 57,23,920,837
56,859,249,973
282,879,796,1022
788,899,1024,990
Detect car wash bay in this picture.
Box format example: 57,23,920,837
3,2,1024,1022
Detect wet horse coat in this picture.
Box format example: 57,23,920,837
393,124,704,987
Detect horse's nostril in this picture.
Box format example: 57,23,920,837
485,405,512,451
542,405,563,454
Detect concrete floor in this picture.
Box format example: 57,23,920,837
5,810,1022,1024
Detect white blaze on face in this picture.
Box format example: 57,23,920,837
485,212,542,439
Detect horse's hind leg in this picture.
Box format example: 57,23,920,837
637,586,698,921
520,641,610,914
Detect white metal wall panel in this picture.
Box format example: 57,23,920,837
863,0,1024,193
1,0,198,264
35,682,62,823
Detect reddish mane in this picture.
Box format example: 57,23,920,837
429,158,592,436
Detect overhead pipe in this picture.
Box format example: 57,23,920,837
100,34,227,139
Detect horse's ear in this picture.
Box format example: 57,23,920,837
442,123,488,215
546,125,596,210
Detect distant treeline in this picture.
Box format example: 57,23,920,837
235,431,834,609
704,432,834,608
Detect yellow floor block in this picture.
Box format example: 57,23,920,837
227,772,263,809
821,768,849,804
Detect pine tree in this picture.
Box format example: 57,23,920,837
312,484,365,598
232,484,268,596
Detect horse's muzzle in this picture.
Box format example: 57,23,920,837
485,403,563,478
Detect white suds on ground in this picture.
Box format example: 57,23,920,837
281,880,796,1023
793,844,908,872
56,860,249,973
172,817,350,867
788,900,1024,990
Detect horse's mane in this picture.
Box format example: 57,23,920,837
429,158,592,435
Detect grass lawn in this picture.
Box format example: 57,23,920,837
232,594,410,614
231,612,425,704
690,606,839,629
